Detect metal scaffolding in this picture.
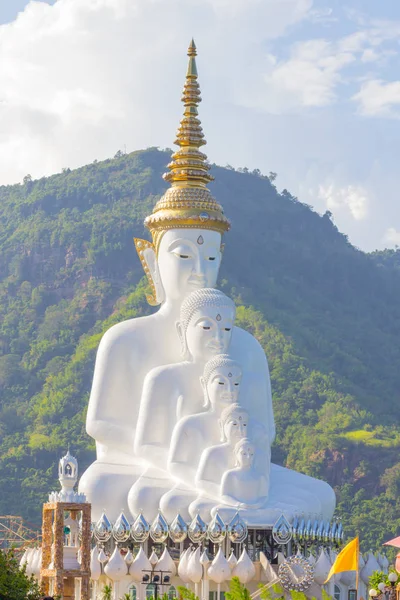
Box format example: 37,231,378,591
0,515,41,551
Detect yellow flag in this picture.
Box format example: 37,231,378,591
325,536,359,584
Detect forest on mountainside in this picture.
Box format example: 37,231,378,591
0,148,400,549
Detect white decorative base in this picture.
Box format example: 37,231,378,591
80,460,335,524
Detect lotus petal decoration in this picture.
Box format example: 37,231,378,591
200,548,211,566
336,520,343,543
104,546,128,582
323,520,331,543
232,547,256,584
272,514,292,545
329,520,337,542
113,511,131,543
188,513,207,544
124,549,134,566
208,511,226,544
156,547,177,577
98,548,108,564
292,515,299,542
314,548,332,585
178,547,192,583
228,550,238,570
317,519,325,541
297,514,305,541
130,546,152,582
170,513,188,543
227,512,248,544
187,546,203,583
94,512,112,544
150,511,169,543
130,512,150,543
90,547,102,581
149,549,159,566
208,547,231,583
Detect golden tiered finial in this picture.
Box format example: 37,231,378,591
142,40,230,255
163,38,213,189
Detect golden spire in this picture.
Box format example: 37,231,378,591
143,40,230,254
163,39,213,189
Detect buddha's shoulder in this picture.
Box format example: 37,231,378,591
98,315,156,351
232,326,264,353
144,361,192,383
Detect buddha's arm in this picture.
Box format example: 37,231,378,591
86,325,136,454
220,471,244,508
195,447,224,501
134,369,175,467
234,327,275,443
168,422,201,484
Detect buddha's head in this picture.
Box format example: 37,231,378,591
201,354,242,409
177,288,235,362
234,438,255,469
134,41,230,307
219,403,249,443
135,229,223,305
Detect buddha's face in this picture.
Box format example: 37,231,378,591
236,442,255,469
206,365,242,410
185,305,235,362
223,410,248,444
157,229,222,302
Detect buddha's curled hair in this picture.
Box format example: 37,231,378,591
220,403,248,425
180,288,235,333
203,354,242,387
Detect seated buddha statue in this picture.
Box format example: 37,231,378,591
194,403,251,502
167,354,242,485
128,296,236,521
134,292,236,470
79,40,335,524
221,439,269,509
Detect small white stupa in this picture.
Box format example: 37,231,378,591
48,448,86,503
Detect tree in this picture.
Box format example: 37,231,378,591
0,549,41,600
225,577,251,600
268,171,277,182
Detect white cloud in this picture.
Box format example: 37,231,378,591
318,183,369,221
383,228,400,247
264,39,354,109
0,0,399,252
353,79,400,117
0,0,314,185
307,7,337,25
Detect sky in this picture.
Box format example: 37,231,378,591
0,0,399,251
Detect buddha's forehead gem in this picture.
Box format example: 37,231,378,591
228,373,232,377
216,314,222,321
197,235,204,245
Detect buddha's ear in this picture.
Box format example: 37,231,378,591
176,321,188,358
134,238,165,306
220,243,225,254
200,376,209,408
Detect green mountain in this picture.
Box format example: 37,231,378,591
1,148,400,549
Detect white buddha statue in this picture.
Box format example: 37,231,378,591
79,40,335,525
167,354,242,485
221,438,269,509
79,41,274,521
194,403,250,501
134,291,236,469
